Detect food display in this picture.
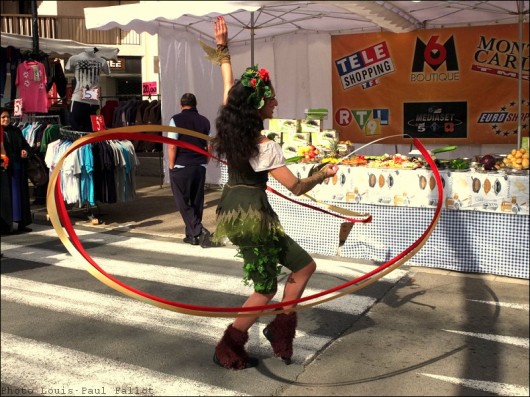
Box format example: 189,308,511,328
286,141,528,176
297,144,320,161
267,119,527,176
503,147,529,170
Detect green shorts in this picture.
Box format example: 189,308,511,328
238,234,313,294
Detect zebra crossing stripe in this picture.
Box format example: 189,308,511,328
1,332,248,396
467,299,529,311
442,329,529,349
1,275,331,364
1,241,383,316
419,373,529,396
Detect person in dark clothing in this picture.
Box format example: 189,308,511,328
1,108,32,234
167,93,214,247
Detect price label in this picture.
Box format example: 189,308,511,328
14,98,23,117
90,115,106,132
142,81,157,96
82,87,99,101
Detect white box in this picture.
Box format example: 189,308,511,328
268,119,300,134
300,119,321,133
283,132,311,146
261,129,281,143
311,130,338,149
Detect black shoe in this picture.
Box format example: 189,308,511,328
198,228,211,248
16,227,32,234
213,353,259,370
199,228,222,248
183,236,199,245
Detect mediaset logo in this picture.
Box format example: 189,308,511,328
411,35,460,82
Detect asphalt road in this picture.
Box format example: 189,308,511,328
1,222,528,396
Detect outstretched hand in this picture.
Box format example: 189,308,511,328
323,163,339,177
215,16,228,46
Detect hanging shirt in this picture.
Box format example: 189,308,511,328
15,60,49,113
65,50,110,105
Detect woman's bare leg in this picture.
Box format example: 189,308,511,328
280,260,316,309
232,291,275,332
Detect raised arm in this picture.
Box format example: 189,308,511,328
215,16,233,105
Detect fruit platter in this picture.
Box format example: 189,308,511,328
284,142,529,174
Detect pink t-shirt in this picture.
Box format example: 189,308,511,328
15,60,49,113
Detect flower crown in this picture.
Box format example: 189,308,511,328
240,65,272,109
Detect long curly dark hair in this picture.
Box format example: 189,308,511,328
213,80,270,169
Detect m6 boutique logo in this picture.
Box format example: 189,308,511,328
411,35,460,82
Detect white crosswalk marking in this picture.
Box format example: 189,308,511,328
467,299,530,311
419,373,530,397
442,329,529,349
2,224,398,394
1,333,247,396
3,224,527,396
1,275,330,363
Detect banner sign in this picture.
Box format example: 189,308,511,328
332,23,529,144
13,98,23,117
142,81,157,97
90,115,106,132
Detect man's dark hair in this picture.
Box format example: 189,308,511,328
180,93,197,107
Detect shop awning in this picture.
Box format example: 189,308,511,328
0,32,120,60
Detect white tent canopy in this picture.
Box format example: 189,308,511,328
0,32,119,60
85,1,528,41
84,1,529,183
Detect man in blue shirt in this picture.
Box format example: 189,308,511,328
167,93,213,247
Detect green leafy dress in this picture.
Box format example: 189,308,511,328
213,141,311,293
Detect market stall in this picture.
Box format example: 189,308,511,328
220,158,529,280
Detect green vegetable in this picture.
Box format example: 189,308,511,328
285,156,303,163
449,158,470,169
432,145,458,154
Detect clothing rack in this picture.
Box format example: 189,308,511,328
57,126,101,222
59,126,90,141
12,114,62,125
98,95,164,187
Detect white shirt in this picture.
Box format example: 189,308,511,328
249,140,286,172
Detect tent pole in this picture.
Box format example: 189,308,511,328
31,0,39,55
517,7,523,149
251,12,255,66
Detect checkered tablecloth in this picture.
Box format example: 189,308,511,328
220,164,529,279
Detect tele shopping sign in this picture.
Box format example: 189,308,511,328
335,42,395,90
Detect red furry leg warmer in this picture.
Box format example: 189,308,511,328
214,324,258,370
263,312,297,364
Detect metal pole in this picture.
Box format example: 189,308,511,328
250,12,255,66
516,5,523,148
31,0,39,55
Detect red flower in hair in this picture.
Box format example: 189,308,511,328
240,65,273,109
258,68,269,81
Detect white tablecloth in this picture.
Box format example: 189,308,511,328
220,164,530,279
